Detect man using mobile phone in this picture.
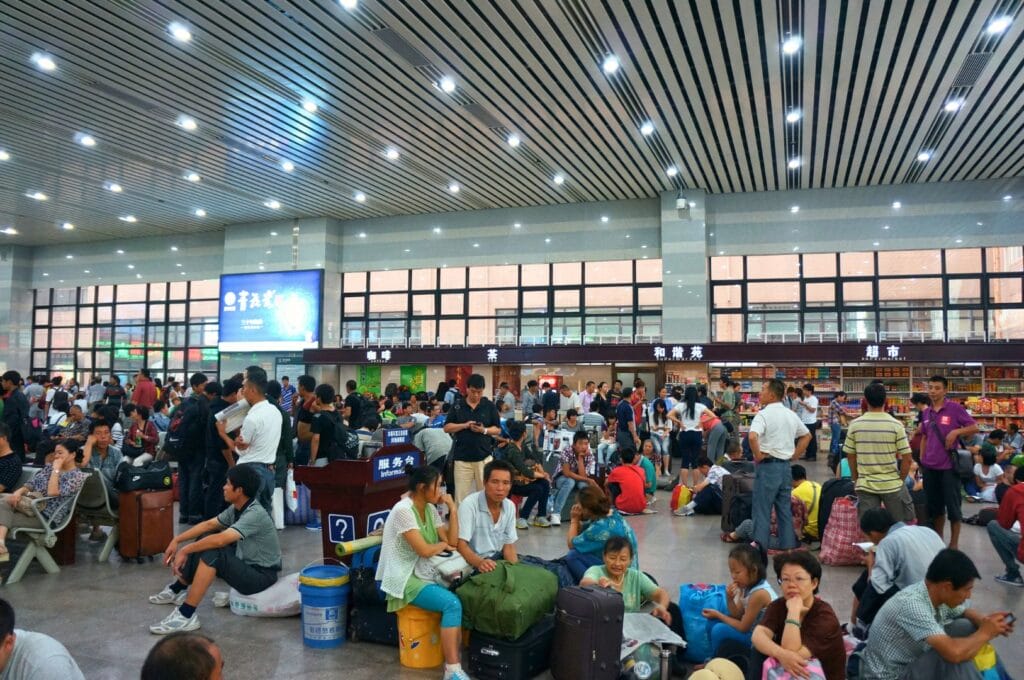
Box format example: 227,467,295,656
444,374,501,504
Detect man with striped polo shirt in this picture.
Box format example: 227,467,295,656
845,382,915,523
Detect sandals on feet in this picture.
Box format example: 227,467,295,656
720,532,739,543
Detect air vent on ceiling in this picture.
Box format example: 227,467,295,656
373,28,431,66
86,80,161,112
952,53,992,87
462,103,504,129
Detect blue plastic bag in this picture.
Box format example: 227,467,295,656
679,583,728,662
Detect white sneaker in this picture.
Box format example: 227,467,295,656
515,518,529,530
149,608,200,635
673,508,695,517
148,587,187,606
548,514,562,526
212,591,230,608
532,516,551,528
442,666,471,680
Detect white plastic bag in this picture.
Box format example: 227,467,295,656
272,488,285,530
229,572,300,618
285,468,298,512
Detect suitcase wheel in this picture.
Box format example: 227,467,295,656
136,557,145,564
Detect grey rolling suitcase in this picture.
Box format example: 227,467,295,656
550,586,623,680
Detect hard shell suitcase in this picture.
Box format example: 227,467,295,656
468,614,554,680
550,586,623,680
348,603,399,646
118,489,173,562
720,470,755,532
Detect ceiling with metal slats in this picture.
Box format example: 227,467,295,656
0,0,1022,246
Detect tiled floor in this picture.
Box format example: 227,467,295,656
3,461,1022,679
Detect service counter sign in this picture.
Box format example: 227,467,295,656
384,428,411,446
373,450,422,482
218,269,323,351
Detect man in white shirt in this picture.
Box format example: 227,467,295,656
748,378,811,551
798,382,820,461
558,384,582,413
0,598,84,679
495,383,516,412
579,381,596,415
457,459,519,572
215,366,280,514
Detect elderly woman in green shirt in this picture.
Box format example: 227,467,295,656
502,420,552,529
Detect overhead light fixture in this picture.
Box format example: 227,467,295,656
787,157,801,169
544,237,551,243
553,173,565,185
432,227,442,234
119,215,137,222
403,248,410,253
385,147,400,160
168,21,192,43
781,36,802,55
438,76,456,93
354,192,366,203
986,16,1013,34
270,231,278,236
0,150,9,161
184,172,201,182
513,223,521,228
61,222,74,230
602,54,620,74
31,52,56,72
892,201,902,209
639,121,655,136
977,221,983,226
785,109,802,123
264,200,281,209
83,269,90,274
448,182,460,194
127,264,135,270
689,201,696,208
105,182,123,193
666,165,678,177
76,133,97,147
640,244,648,249
301,99,318,114
177,115,197,131
873,241,880,246
944,98,965,113
883,224,890,230
472,243,480,248
338,0,358,9
793,246,800,252
601,216,609,223
506,133,521,148
955,238,963,244
916,151,932,162
116,249,124,254
194,208,206,217
65,254,73,259
170,245,178,251
1003,194,1012,201
280,160,295,172
26,191,47,201
790,205,800,213
1,227,17,236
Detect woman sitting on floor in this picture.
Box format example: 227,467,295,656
562,485,639,581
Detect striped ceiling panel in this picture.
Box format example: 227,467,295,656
0,0,1022,245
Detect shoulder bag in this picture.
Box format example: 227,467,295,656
414,550,472,587
928,417,973,478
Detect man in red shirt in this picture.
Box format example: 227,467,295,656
988,465,1024,587
604,448,653,515
131,368,158,410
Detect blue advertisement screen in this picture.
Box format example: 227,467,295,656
218,270,322,351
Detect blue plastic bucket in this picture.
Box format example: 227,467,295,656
299,562,350,649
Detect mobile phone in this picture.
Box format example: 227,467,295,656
1005,613,1016,625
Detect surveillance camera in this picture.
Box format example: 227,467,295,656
675,196,688,210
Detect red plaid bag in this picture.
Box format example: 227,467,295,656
820,496,865,566
769,495,807,540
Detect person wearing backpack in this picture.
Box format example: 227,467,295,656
173,373,211,525
266,381,295,494
309,384,348,466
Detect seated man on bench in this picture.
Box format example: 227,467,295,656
148,465,281,634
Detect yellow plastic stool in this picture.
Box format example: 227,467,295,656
397,605,443,669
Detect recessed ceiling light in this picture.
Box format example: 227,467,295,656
787,157,801,169
689,201,696,208
184,172,201,182
403,248,411,253
116,249,124,254
385,147,400,160
987,16,1013,34
264,200,281,209
1,228,17,236
916,151,932,162
42,273,48,277
513,223,521,228
179,272,186,276
168,22,192,43
338,0,358,10
718,250,725,255
270,231,278,236
0,150,9,161
61,222,74,230
601,216,609,223
76,134,96,147
790,205,800,213
106,182,123,193
472,243,480,248
507,133,521,148
955,238,963,243
873,241,880,247
177,115,197,131
119,215,137,222
792,246,800,251
553,174,565,185
83,269,90,274
883,224,890,230
602,54,620,74
170,245,178,251
448,183,460,194
639,121,655,136
280,160,295,172
892,201,902,209
641,244,648,249
358,232,366,238
127,264,135,270
666,165,678,177
785,109,802,123
354,192,367,203
265,250,272,255
31,52,56,71
65,254,73,259
544,237,551,243
625,234,631,239
26,191,47,201
301,99,318,114
1003,195,1012,201
944,98,965,113
438,76,456,93
194,208,206,217
781,36,802,55
176,263,182,267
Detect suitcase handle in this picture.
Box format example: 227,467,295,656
480,646,499,657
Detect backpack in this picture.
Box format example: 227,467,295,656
162,407,190,460
319,411,359,461
163,398,206,460
728,493,752,531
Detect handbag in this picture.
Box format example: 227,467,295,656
928,418,972,478
414,550,472,587
762,656,825,680
113,460,173,491
5,491,46,517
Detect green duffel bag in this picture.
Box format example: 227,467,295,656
457,560,557,640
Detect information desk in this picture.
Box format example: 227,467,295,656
294,444,422,562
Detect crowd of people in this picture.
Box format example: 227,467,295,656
0,367,1020,678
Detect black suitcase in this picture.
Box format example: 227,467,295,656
468,614,554,680
551,586,623,680
348,603,399,646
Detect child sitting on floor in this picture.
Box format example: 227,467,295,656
701,543,777,659
674,456,729,517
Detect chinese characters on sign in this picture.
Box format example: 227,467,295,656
486,348,498,363
372,451,422,482
864,344,902,361
653,345,705,361
365,349,394,363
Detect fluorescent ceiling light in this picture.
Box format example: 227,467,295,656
786,110,802,123
782,36,802,55
168,22,192,43
177,116,197,131
31,52,56,71
264,200,281,209
602,55,620,74
438,76,456,93
987,16,1013,34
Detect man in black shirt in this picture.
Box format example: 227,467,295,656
293,375,317,466
343,380,363,430
203,380,238,520
0,424,23,493
310,384,344,465
0,372,29,459
541,382,560,415
444,373,501,505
